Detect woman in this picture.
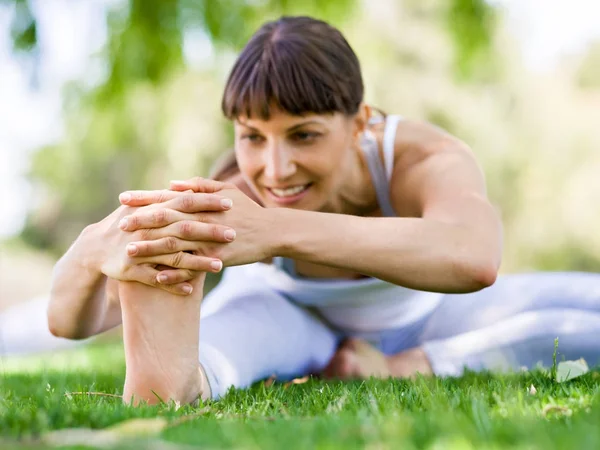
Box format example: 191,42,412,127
47,16,600,406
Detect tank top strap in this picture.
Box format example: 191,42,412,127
383,115,402,181
361,114,402,217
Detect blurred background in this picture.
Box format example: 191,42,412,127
1,0,600,310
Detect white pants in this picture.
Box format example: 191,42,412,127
3,272,600,399
199,270,600,398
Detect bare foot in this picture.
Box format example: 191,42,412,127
323,339,433,380
323,338,391,379
119,274,210,406
388,346,433,378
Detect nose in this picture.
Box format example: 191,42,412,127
263,142,296,182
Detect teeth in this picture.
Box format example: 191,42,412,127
270,184,309,197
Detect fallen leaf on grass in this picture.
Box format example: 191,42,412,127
542,404,572,417
42,412,210,448
264,374,277,388
556,358,589,382
42,428,119,448
292,376,310,384
283,376,310,389
105,417,169,436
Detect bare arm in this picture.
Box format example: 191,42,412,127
118,123,501,293
271,123,502,293
48,225,123,339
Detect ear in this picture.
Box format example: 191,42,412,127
352,103,371,141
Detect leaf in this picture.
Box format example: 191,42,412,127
42,428,118,448
283,376,310,389
106,417,169,437
264,374,277,388
42,417,168,448
542,404,572,417
556,358,589,382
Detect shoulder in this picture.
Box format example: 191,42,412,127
381,117,486,216
389,118,472,169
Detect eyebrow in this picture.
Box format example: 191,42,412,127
237,120,323,132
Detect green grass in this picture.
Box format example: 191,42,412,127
2,343,600,449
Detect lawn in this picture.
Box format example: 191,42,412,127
1,342,600,449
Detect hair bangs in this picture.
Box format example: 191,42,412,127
223,47,340,120
221,16,364,121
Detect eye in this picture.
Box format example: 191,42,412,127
241,134,264,143
291,131,320,142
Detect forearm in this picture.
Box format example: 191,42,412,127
272,209,500,293
48,224,119,339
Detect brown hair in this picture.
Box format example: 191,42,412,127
221,16,364,120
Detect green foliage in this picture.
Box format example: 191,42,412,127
4,0,599,273
4,0,37,53
4,0,359,254
99,0,185,102
444,0,498,81
98,0,355,101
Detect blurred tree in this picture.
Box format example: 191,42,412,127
2,0,498,255
4,0,497,94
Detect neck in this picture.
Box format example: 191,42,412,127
323,138,378,216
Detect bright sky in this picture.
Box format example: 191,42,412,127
1,0,600,238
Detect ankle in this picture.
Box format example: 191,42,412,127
123,365,207,406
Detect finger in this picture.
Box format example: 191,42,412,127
156,268,202,285
140,252,223,273
119,189,183,207
120,208,194,231
119,208,181,231
170,177,234,193
127,265,194,295
166,193,233,213
120,209,236,235
128,229,235,256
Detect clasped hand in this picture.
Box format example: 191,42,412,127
109,178,273,294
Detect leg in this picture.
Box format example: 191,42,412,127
199,268,339,398
420,272,600,375
120,265,339,403
326,272,600,379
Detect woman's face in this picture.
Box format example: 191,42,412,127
234,107,366,211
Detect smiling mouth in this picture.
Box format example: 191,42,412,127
267,183,312,198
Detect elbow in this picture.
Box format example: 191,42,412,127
455,255,499,293
48,323,89,341
47,315,74,340
47,305,88,341
471,262,498,290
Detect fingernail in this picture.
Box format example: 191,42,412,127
182,285,193,294
170,180,186,185
221,198,233,209
119,218,128,230
126,244,138,255
119,193,131,203
224,229,236,241
157,274,168,284
210,260,223,272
